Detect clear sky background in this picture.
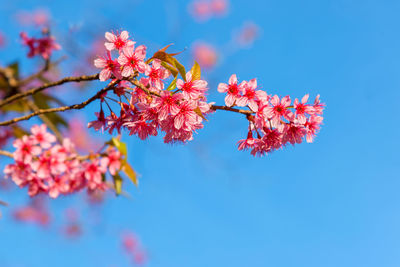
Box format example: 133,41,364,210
1,0,400,266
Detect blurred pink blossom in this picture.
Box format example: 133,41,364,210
12,198,50,226
235,22,260,47
65,118,101,152
192,42,218,69
189,0,229,22
210,0,229,16
189,0,212,22
122,232,148,265
62,208,82,238
0,32,6,48
15,9,50,27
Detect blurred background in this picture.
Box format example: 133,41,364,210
1,0,400,266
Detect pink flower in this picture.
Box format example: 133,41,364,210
125,118,158,140
106,149,122,176
36,36,61,60
293,94,315,124
282,123,307,145
237,132,261,151
262,127,283,150
217,74,245,107
4,161,32,187
30,124,56,149
236,78,259,111
20,32,61,60
88,110,107,132
174,101,200,131
263,95,292,125
305,115,323,143
313,94,324,115
118,45,147,77
144,59,170,89
94,51,122,81
20,32,36,58
151,91,182,121
13,135,41,163
48,176,70,198
104,30,135,51
176,71,208,100
84,158,108,191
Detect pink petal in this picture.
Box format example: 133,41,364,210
229,74,237,85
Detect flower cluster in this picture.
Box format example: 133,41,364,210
4,124,123,198
20,31,61,59
91,31,212,143
90,30,324,155
218,74,324,156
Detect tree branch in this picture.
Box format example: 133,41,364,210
0,150,13,158
129,79,254,115
0,80,118,127
0,73,100,108
210,105,253,115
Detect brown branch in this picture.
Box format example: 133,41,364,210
0,73,100,108
210,105,254,115
0,80,118,127
0,150,13,158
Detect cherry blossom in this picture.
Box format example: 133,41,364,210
144,59,170,89
31,124,56,149
118,45,147,76
4,124,124,198
104,30,135,51
94,51,122,81
217,74,245,107
176,71,208,100
20,32,61,59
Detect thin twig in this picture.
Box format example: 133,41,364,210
210,105,253,115
18,56,67,86
0,74,100,108
0,150,13,158
0,80,118,127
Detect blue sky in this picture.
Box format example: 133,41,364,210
1,0,400,266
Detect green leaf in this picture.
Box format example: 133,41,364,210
194,107,207,121
113,174,123,195
11,125,29,138
110,137,128,157
150,45,186,81
161,62,178,77
190,61,201,81
171,58,187,81
122,163,138,186
0,100,30,113
166,76,178,91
